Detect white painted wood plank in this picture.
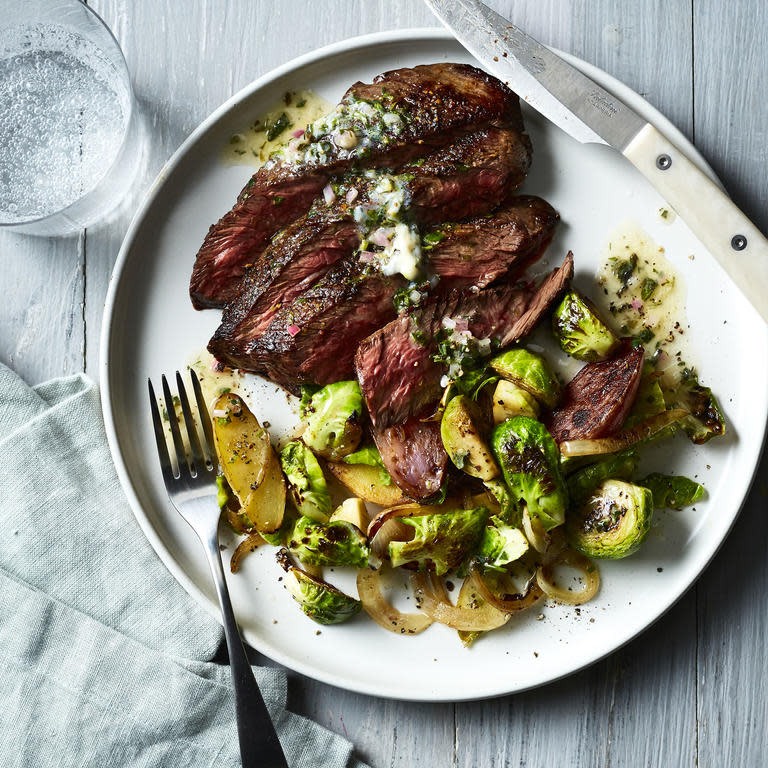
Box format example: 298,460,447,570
0,231,84,384
693,2,768,765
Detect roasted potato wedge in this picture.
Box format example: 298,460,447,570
212,393,285,533
242,451,286,534
326,461,407,507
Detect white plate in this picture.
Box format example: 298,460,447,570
100,29,768,701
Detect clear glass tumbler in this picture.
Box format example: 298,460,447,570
0,0,140,235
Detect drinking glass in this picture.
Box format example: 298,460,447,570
0,0,140,235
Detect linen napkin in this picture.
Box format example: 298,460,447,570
0,362,368,768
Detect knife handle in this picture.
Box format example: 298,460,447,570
623,123,768,324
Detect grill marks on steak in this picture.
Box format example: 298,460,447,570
208,212,360,370
401,127,531,226
373,418,448,501
255,259,402,392
357,253,574,431
547,342,645,443
190,63,527,309
427,196,559,290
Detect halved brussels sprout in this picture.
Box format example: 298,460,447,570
551,290,619,362
489,348,560,409
441,395,500,480
329,497,369,531
483,479,523,527
476,518,529,571
664,369,725,444
279,441,331,523
388,506,489,576
567,450,639,505
277,550,361,625
491,416,568,531
641,473,705,510
302,380,364,460
492,380,540,424
212,393,285,534
287,515,370,568
566,479,653,559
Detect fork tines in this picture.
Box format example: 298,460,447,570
148,369,216,484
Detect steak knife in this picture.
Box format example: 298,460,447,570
424,0,768,323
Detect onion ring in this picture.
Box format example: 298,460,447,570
229,533,265,574
410,572,509,632
536,548,600,605
468,564,544,614
522,507,550,553
356,566,433,635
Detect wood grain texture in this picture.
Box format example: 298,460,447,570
0,0,765,765
693,2,768,767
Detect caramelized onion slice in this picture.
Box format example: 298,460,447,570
230,533,265,574
468,564,544,614
356,566,433,635
411,572,510,632
536,548,600,605
560,409,688,457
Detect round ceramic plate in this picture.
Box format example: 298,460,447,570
101,29,768,701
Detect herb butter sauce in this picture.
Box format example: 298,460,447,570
223,89,333,168
595,223,695,388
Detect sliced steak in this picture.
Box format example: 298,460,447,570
190,63,528,309
256,259,403,392
547,342,645,443
373,417,448,501
357,253,574,430
426,196,559,290
208,131,544,373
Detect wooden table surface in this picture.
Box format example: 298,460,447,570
2,2,766,765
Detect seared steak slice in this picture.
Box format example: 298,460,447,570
208,129,541,372
357,253,574,430
401,127,532,226
257,259,403,392
373,417,448,501
426,196,559,290
190,63,528,309
547,342,644,443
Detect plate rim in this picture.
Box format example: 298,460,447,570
100,27,764,702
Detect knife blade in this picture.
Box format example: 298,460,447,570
425,0,768,324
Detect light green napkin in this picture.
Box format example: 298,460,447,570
0,363,368,768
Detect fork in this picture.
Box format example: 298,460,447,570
148,369,289,768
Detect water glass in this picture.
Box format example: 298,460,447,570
0,0,140,235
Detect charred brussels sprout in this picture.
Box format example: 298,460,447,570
302,380,364,460
277,550,361,625
567,450,639,505
492,380,540,424
552,290,619,362
664,369,725,444
489,348,561,409
641,473,705,510
483,479,523,527
389,506,489,575
279,441,331,523
476,518,529,571
566,479,653,559
491,416,568,531
288,515,370,568
441,395,500,480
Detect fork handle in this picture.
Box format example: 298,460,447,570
202,532,289,768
